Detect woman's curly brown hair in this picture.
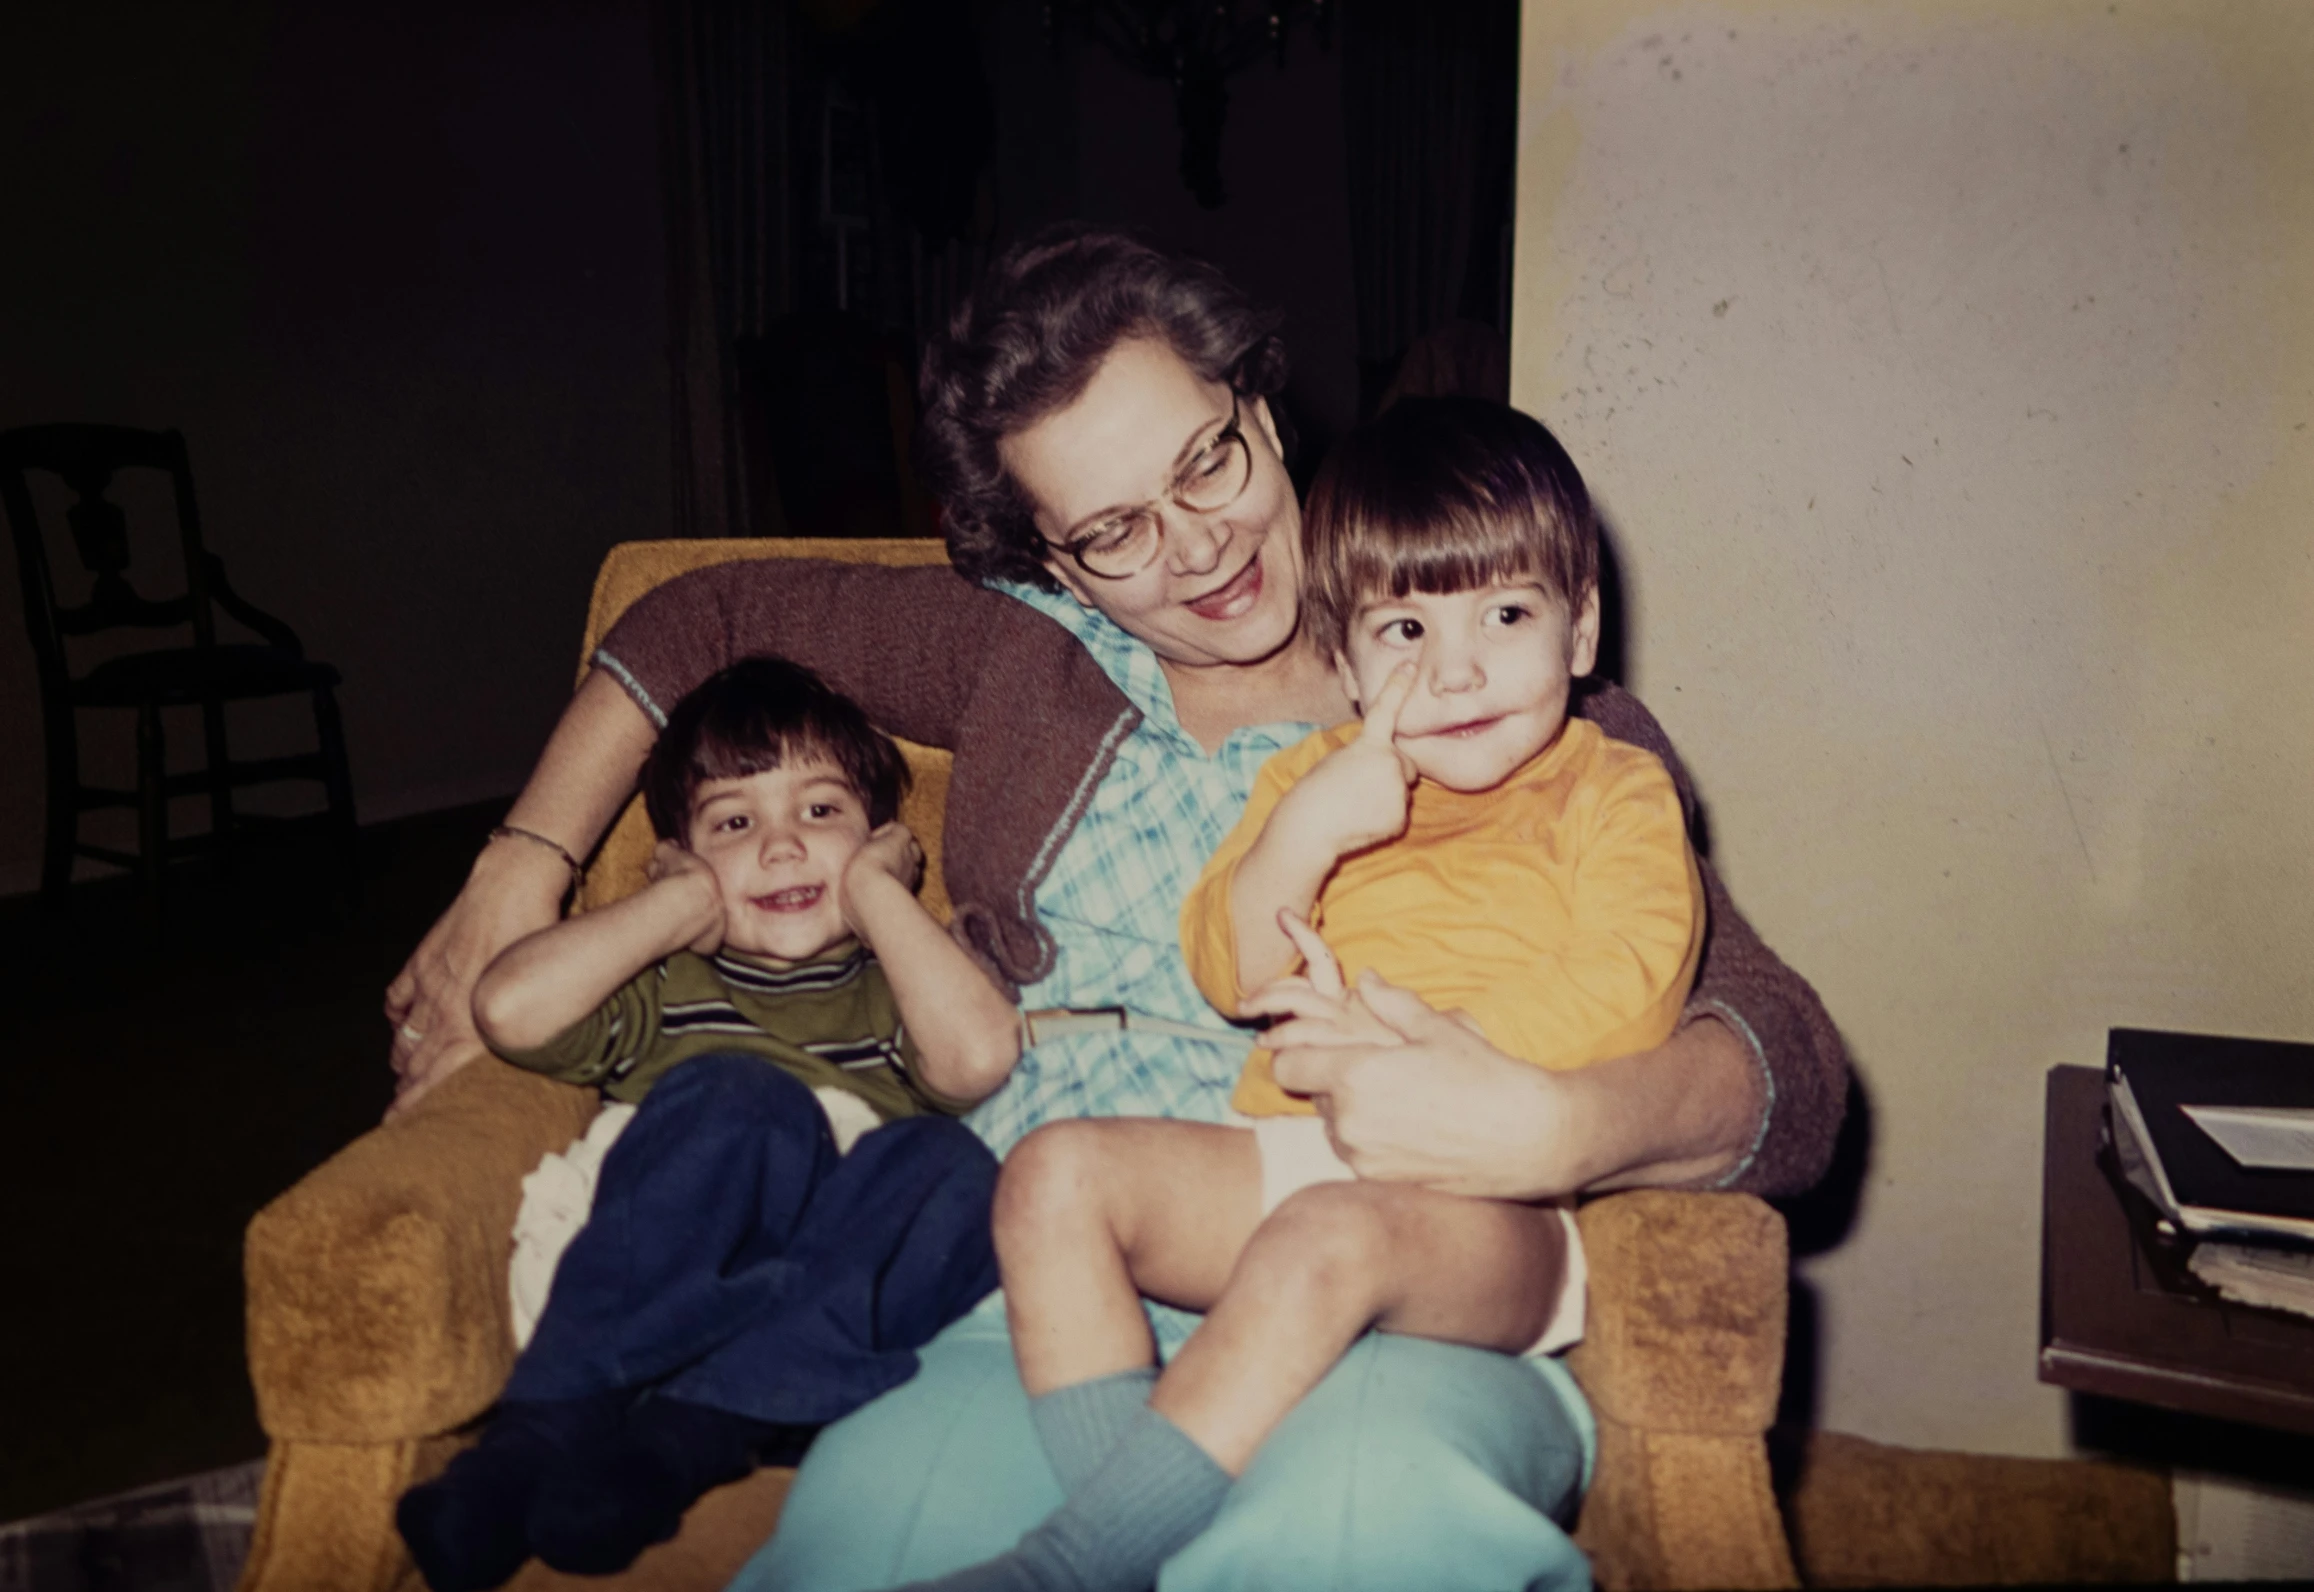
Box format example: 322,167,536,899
917,224,1290,590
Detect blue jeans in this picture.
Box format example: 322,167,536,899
504,1055,1001,1426
729,1307,1595,1592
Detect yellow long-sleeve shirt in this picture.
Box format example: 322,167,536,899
1184,715,1706,1116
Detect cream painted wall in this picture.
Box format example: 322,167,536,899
1514,0,2314,1457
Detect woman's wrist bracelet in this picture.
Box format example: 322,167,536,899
489,823,586,889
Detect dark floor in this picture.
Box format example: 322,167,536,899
0,802,505,1525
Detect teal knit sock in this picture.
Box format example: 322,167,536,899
900,1409,1231,1592
1028,1368,1158,1495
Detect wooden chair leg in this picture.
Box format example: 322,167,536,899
314,684,359,900
40,709,78,916
136,700,168,902
201,691,235,876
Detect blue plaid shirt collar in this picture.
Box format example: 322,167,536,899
992,580,1198,750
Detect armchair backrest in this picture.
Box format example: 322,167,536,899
572,538,957,921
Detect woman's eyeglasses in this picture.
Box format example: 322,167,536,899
1052,395,1255,580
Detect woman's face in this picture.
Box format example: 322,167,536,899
999,337,1304,670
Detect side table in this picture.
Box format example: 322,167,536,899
2040,1064,2314,1434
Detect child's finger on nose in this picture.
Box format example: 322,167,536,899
1359,662,1418,744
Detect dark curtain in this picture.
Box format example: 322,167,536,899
655,0,792,539
1339,0,1521,415
654,0,993,539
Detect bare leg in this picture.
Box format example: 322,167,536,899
1152,1181,1566,1474
993,1119,1264,1397
899,1141,1571,1591
998,1120,1567,1476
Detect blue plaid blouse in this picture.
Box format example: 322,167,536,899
961,582,1315,1351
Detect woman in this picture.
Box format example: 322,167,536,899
388,227,1846,1590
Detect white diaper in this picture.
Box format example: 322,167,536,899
1234,1112,1588,1358
508,1102,637,1351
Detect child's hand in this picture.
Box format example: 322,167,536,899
1279,907,1346,996
1277,662,1419,861
1238,909,1402,1050
840,822,925,941
645,840,725,953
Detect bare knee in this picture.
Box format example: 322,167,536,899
993,1120,1112,1262
1243,1182,1410,1319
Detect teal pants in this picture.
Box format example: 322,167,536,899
728,1306,1595,1592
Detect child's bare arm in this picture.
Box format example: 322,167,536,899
840,823,1020,1105
1229,664,1419,992
471,842,722,1054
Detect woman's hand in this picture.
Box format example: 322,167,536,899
1266,969,1586,1199
384,669,664,1116
1268,970,1763,1198
384,836,572,1116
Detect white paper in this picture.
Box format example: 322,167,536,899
2182,1103,2314,1172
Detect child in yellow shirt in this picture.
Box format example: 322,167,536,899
901,398,1703,1592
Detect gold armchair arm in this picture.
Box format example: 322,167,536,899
245,1059,596,1444
1569,1190,1798,1591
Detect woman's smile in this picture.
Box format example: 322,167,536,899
1181,552,1265,623
1003,338,1306,671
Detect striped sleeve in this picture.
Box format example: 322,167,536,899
494,965,663,1088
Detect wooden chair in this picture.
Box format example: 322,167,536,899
239,539,1798,1592
1,424,356,910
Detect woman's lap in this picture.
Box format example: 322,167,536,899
731,1305,1593,1592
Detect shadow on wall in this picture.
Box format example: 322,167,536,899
2070,1390,2313,1486
1775,1072,1875,1441
1591,494,1876,1450
1591,515,1631,698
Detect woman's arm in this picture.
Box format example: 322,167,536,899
385,558,1023,1115
1576,683,1850,1196
595,559,1018,747
1269,684,1848,1200
1269,986,1765,1199
385,669,657,1113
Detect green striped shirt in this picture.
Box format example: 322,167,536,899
499,940,966,1118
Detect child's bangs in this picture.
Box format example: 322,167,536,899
691,715,894,822
689,713,824,786
1299,397,1598,654
643,655,910,838
1347,496,1560,607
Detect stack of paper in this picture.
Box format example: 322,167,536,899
2104,1028,2314,1319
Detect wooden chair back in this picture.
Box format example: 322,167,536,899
3,426,211,693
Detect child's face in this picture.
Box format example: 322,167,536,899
1335,578,1601,793
684,757,873,961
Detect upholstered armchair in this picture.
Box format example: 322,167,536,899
240,539,1799,1592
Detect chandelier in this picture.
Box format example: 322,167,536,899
1044,1,1333,208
